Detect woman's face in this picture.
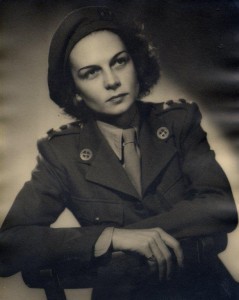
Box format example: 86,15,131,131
69,30,139,116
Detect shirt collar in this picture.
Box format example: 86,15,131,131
97,120,139,161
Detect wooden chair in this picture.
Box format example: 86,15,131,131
22,260,96,300
22,268,67,300
21,249,239,300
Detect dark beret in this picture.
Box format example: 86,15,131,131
48,6,120,107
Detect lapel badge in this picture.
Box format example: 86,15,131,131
80,148,93,161
157,127,170,140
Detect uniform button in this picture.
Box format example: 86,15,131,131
135,202,144,210
95,217,100,223
157,127,170,140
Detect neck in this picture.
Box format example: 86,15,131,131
93,103,138,129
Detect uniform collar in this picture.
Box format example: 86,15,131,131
96,120,139,161
96,121,123,161
77,101,177,198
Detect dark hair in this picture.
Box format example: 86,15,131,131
63,21,160,120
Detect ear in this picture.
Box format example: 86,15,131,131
75,93,83,102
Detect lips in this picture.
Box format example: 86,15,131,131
106,93,128,102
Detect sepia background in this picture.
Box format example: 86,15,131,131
1,0,239,299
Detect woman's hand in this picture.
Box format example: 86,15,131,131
112,228,183,280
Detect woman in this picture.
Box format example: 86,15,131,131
0,6,237,300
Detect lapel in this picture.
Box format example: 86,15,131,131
78,120,139,199
139,104,177,195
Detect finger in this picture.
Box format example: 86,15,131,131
151,235,172,279
146,254,158,273
149,240,167,280
156,229,184,267
139,243,159,273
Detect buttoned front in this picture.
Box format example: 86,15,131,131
0,100,237,277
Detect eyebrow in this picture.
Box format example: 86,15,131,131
78,50,128,72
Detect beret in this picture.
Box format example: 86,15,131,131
48,6,120,107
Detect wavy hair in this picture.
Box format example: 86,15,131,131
63,21,160,120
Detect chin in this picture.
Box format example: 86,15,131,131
108,102,135,116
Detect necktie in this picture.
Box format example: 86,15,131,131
122,128,141,196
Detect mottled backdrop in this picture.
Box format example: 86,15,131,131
1,1,239,299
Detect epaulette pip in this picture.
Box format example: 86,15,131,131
47,121,84,140
162,98,190,110
150,99,192,116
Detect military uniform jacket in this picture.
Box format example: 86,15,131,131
0,101,237,276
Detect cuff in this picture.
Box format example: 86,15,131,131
94,227,114,257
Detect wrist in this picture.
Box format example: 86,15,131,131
112,228,127,251
94,227,115,257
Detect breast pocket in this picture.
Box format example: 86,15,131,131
71,197,124,226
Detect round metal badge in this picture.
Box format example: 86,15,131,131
80,148,93,161
157,127,170,140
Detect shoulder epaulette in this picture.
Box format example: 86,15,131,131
162,98,192,110
46,121,84,140
152,99,194,114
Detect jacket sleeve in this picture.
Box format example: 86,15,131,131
0,138,107,277
126,103,238,240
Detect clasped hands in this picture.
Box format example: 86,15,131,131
112,228,184,281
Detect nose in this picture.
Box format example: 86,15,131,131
103,69,121,90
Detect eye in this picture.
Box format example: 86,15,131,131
112,54,130,68
116,57,127,65
78,67,100,80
